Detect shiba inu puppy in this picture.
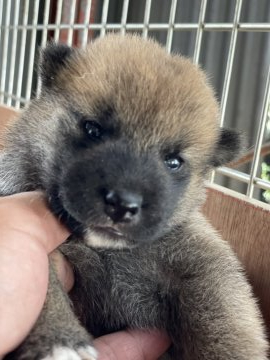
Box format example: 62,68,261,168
1,35,268,359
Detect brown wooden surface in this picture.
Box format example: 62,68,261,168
1,105,270,336
203,184,270,335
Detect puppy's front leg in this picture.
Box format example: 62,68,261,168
164,223,268,360
5,263,97,360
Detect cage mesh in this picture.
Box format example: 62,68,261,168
0,0,270,204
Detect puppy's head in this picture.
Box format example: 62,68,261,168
0,35,242,248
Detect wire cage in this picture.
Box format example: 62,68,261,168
0,0,270,206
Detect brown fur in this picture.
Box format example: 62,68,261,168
1,35,268,359
55,36,218,160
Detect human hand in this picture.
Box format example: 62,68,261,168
0,192,171,359
94,329,171,360
0,192,71,357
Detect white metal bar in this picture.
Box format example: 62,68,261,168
54,0,63,42
216,166,270,192
216,166,250,183
238,23,270,32
6,0,20,106
0,0,11,103
210,0,243,184
25,0,39,101
67,0,77,46
246,65,270,198
142,0,152,39
41,0,51,47
0,91,28,104
166,0,178,53
2,22,270,32
0,0,3,45
37,0,51,97
100,0,109,37
15,0,29,108
81,0,92,47
193,0,207,65
254,177,270,192
203,23,270,32
219,0,243,128
120,0,130,35
0,23,185,31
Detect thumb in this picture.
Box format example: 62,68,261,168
94,329,171,360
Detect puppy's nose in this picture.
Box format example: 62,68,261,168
104,190,142,223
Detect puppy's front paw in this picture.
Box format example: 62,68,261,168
42,345,98,360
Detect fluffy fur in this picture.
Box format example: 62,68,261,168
1,35,268,359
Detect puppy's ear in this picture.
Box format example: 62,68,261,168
210,128,245,167
39,43,74,88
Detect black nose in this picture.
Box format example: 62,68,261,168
104,190,143,223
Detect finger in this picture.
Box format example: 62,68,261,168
0,192,70,356
94,329,171,360
50,250,75,292
0,192,70,253
0,235,49,356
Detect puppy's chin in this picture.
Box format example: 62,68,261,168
84,228,133,249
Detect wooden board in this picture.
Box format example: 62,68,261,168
203,183,270,333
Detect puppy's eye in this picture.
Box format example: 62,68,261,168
164,155,184,171
84,121,104,140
